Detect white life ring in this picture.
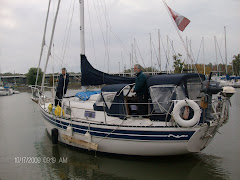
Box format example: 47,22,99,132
172,99,201,127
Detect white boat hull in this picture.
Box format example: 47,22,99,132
0,91,8,96
40,107,217,156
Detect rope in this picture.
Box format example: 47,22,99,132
96,119,125,144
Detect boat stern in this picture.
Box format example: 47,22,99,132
187,124,218,152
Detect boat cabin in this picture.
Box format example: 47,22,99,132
93,73,205,121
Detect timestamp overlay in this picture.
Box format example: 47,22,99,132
14,156,68,164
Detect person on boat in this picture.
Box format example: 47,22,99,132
55,67,69,107
131,64,148,115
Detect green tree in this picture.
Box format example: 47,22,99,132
2,72,13,76
26,67,43,85
173,53,183,73
232,54,240,76
124,66,159,73
49,75,57,86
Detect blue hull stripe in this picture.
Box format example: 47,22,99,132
41,110,195,141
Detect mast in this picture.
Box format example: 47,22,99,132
79,0,86,91
35,0,52,87
150,33,153,74
130,51,133,77
158,29,161,72
130,43,134,77
167,35,169,73
121,52,124,76
80,0,85,55
203,37,205,75
214,36,219,75
224,26,228,74
41,0,61,92
134,39,137,64
118,62,120,76
186,36,189,71
190,40,192,72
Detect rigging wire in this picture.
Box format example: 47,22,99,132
99,0,112,72
45,45,81,80
92,0,110,72
92,0,132,70
35,0,52,87
152,41,161,71
60,0,74,64
160,34,169,73
216,37,225,64
193,38,203,64
162,0,202,81
60,0,76,67
86,0,97,63
135,39,146,68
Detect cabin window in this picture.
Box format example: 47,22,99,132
150,85,176,113
176,84,186,100
101,92,117,109
150,85,187,114
187,78,202,100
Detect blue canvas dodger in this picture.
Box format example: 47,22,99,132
75,91,101,101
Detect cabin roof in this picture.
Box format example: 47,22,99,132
147,73,205,87
101,84,129,92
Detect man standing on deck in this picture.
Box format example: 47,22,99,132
131,64,148,115
55,68,69,107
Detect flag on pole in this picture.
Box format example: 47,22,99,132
167,5,190,31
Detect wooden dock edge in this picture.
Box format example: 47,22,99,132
62,134,98,150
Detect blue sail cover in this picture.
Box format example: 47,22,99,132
81,55,136,86
75,90,100,101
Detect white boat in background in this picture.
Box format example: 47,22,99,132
0,86,14,96
31,0,236,156
213,75,240,88
0,87,9,96
13,90,20,94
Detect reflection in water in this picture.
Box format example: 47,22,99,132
35,130,230,180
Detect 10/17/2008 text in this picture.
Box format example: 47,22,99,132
14,157,68,164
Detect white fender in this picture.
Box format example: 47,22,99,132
172,99,201,127
85,132,92,143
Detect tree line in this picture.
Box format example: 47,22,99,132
173,53,240,75
2,53,239,85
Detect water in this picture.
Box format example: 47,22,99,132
0,90,240,180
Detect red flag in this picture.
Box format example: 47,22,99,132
167,5,190,31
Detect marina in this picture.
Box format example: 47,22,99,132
27,0,236,157
1,0,240,179
0,90,239,179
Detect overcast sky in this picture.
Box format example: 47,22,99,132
0,0,239,74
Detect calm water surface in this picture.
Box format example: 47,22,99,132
0,90,240,180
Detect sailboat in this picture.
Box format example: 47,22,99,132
32,0,235,156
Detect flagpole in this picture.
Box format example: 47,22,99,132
162,0,201,78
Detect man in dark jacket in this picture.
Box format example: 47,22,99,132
131,64,148,115
55,68,69,107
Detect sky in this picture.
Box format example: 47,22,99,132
0,0,240,74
